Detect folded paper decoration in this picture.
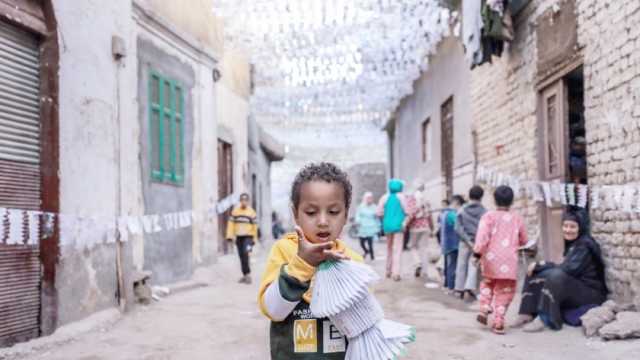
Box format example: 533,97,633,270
311,260,415,360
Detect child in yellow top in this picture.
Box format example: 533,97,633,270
226,193,258,284
258,162,362,360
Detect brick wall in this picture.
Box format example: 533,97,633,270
470,0,640,305
470,0,544,241
578,0,640,305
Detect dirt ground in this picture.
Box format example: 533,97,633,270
6,239,640,360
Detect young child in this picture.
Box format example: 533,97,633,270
454,185,487,301
258,162,363,359
473,185,527,335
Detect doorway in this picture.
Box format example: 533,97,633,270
441,97,454,200
217,140,233,254
539,67,585,262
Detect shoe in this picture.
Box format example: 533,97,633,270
476,312,488,326
238,276,247,284
522,317,545,333
414,266,422,278
511,315,534,329
244,275,252,285
492,324,506,335
386,272,392,279
393,275,401,282
463,291,477,303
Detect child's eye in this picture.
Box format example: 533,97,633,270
329,210,341,215
305,211,316,216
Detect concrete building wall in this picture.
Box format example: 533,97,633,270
54,0,139,326
134,0,221,277
392,36,474,203
136,37,195,285
51,0,225,327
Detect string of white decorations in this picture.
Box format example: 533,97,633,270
0,192,242,249
476,166,640,213
212,0,454,125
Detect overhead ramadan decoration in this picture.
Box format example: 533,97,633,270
212,0,452,127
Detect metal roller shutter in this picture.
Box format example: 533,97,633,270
0,19,42,347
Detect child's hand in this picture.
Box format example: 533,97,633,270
295,226,350,266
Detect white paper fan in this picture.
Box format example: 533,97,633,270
311,260,380,317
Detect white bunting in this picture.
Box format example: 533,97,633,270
7,209,24,245
178,211,192,228
591,187,601,210
26,211,42,245
622,186,635,212
163,213,178,231
0,207,7,243
127,217,143,235
541,183,553,207
567,184,576,206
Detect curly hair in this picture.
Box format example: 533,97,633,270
290,162,353,213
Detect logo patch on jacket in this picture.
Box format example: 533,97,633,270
323,320,346,353
293,319,317,353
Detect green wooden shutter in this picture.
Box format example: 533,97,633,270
148,70,184,185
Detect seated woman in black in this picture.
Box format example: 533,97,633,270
514,211,607,332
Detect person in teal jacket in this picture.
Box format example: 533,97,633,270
355,192,381,260
377,179,410,281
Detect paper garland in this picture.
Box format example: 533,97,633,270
0,192,237,249
477,166,640,213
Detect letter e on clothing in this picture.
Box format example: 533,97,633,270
323,320,346,353
294,319,317,353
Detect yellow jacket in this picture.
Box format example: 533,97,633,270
225,205,258,241
258,232,363,320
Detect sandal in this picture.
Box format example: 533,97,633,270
414,266,422,278
492,325,506,335
476,312,489,326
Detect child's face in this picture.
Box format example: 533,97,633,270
294,181,348,244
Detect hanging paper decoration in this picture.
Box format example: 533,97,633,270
127,217,143,235
567,183,576,206
622,186,635,212
559,183,568,205
7,209,25,245
163,213,178,231
541,183,553,208
577,184,588,208
26,211,41,246
0,207,7,243
591,187,601,209
212,0,452,132
178,211,192,228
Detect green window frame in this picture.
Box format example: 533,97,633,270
148,70,185,185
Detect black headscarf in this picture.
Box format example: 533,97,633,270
562,209,608,293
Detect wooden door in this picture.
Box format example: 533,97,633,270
441,97,454,200
540,80,568,263
217,140,233,253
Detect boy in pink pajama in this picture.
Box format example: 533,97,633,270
473,185,527,334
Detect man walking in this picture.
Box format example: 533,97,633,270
226,193,258,284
